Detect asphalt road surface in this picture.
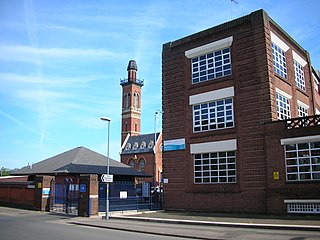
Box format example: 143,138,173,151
1,207,320,240
0,208,189,240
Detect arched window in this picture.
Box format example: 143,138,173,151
134,93,139,109
148,140,154,148
124,93,128,109
140,141,146,149
125,143,131,150
125,122,128,132
125,92,131,109
133,142,139,149
135,123,138,132
136,94,139,108
128,159,135,168
139,159,145,172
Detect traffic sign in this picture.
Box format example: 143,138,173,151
101,174,113,183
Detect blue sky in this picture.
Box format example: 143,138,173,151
1,0,320,169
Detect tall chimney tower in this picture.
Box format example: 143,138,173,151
120,60,144,145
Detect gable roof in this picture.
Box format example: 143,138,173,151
11,146,150,177
121,132,160,155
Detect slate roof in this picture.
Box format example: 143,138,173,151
11,146,150,177
121,133,160,155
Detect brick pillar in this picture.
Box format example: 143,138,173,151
78,174,99,217
34,175,55,211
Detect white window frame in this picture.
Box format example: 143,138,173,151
194,150,236,184
190,87,235,133
294,60,306,91
297,100,309,117
185,36,233,84
191,139,237,184
271,32,289,79
282,137,320,182
313,73,319,93
276,88,291,120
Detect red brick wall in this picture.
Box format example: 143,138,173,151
162,9,318,215
264,121,320,214
121,83,142,144
121,152,156,184
268,22,315,118
0,182,35,209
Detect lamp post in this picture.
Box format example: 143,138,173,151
100,116,111,220
154,111,162,186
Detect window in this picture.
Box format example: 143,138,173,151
314,78,319,94
128,159,135,168
125,92,131,109
134,93,139,109
194,151,236,184
133,142,138,149
313,73,320,94
139,159,145,172
285,142,320,181
294,60,306,91
298,104,308,117
276,93,291,120
191,48,232,84
148,140,154,148
272,42,287,78
140,141,146,149
285,200,320,214
193,98,233,132
125,143,131,150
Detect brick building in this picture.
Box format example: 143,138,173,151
120,60,163,187
3,146,148,214
162,9,320,215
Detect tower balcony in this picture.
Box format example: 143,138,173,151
120,78,144,86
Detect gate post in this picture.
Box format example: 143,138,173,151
34,175,55,211
78,174,98,217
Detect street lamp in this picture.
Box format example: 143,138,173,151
100,116,111,220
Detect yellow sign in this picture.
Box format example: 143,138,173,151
273,172,279,180
38,183,42,188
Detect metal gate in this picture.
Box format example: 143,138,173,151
51,178,79,215
98,182,162,212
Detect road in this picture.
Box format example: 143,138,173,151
0,208,189,240
1,207,320,240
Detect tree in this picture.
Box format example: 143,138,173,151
0,167,10,176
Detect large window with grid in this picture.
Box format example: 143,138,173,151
294,60,306,91
194,151,236,184
272,42,287,78
298,104,308,117
191,48,232,84
193,98,233,132
285,142,320,181
276,93,291,120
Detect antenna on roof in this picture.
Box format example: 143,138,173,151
230,0,238,20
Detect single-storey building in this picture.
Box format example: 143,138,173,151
1,146,151,215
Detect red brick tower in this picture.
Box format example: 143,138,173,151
120,60,144,145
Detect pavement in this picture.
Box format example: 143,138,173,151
66,210,320,239
1,206,320,239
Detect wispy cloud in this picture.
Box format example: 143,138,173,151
0,72,105,86
0,45,119,63
0,109,64,147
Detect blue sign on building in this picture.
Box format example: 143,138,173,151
80,184,86,193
